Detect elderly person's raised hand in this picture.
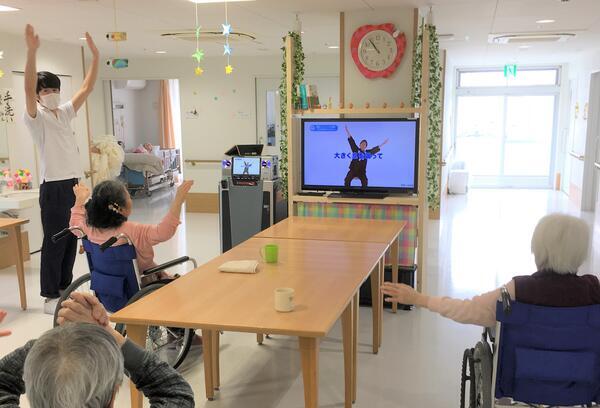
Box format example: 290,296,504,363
57,292,109,327
381,282,428,307
0,309,11,337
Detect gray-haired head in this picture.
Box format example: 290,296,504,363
531,213,590,274
23,323,124,408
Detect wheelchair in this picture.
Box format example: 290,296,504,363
51,226,198,369
461,288,600,408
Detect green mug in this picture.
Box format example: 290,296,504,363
260,244,279,263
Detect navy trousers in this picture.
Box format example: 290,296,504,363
39,178,78,298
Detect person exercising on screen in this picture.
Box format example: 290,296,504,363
343,125,389,187
242,161,252,175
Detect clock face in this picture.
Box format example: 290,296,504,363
357,30,397,72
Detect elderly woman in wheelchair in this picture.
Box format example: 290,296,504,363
51,179,198,369
383,213,600,408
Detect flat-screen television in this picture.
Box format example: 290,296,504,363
301,118,419,194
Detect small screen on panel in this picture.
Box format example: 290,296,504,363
232,157,261,177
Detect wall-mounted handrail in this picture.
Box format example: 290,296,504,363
569,151,585,161
184,159,222,166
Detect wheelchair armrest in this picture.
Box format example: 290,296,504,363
142,256,198,276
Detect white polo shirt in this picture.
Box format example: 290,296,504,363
23,101,83,182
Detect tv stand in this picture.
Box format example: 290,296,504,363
329,191,389,200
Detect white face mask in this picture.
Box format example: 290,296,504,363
40,93,61,110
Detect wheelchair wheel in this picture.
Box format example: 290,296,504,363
473,341,493,408
114,283,194,369
460,348,476,408
53,274,92,328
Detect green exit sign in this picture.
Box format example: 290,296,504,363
504,64,517,78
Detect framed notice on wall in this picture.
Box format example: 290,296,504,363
0,89,15,124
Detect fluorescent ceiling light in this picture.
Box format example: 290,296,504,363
189,0,255,3
518,45,532,49
328,45,339,49
79,37,87,40
155,51,167,54
536,19,555,24
0,5,20,12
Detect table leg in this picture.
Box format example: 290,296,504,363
369,262,380,355
352,292,358,403
202,329,215,400
391,235,400,313
341,300,353,408
299,337,319,408
126,324,147,408
379,258,384,348
13,226,27,311
212,331,220,390
257,333,264,344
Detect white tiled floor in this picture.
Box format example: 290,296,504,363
0,188,595,407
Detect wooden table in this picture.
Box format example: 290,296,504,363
0,218,29,310
256,216,407,353
111,237,388,408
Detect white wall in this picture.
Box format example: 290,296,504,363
344,7,415,107
111,80,161,150
565,51,600,204
0,30,90,186
87,53,339,193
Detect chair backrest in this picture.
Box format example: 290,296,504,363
82,239,140,313
494,300,600,406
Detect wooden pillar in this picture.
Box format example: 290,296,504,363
417,25,430,292
286,35,295,217
339,12,345,109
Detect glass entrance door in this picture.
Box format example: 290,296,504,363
455,93,556,188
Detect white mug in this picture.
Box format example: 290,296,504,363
274,287,295,312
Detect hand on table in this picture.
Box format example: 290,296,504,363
381,282,428,307
0,310,12,338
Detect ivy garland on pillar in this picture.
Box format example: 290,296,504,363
411,22,442,212
278,31,305,199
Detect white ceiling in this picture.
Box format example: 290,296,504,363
0,0,599,65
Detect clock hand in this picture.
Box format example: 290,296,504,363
369,39,380,54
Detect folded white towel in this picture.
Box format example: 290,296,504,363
218,260,259,274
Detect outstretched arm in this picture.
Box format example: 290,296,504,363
382,280,516,327
72,32,99,112
24,24,40,118
345,125,358,152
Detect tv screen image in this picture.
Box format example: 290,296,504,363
232,157,261,177
302,119,419,193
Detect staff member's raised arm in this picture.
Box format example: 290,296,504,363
71,32,99,113
24,24,40,119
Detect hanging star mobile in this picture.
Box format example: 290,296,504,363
223,1,233,75
192,2,204,76
222,23,232,36
0,51,4,60
0,69,4,78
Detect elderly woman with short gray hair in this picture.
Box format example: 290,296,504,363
382,213,600,327
0,293,194,408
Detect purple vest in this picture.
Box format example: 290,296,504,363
513,270,600,307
